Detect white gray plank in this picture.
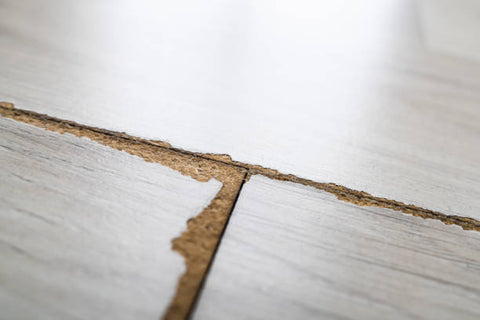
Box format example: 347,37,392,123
194,175,480,320
1,0,480,219
0,116,222,320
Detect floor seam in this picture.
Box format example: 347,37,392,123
185,171,248,320
1,102,479,232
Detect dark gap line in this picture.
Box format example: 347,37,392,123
186,171,249,320
2,104,479,232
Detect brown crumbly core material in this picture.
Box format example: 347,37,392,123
1,102,480,320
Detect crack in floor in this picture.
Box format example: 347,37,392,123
1,101,480,320
2,102,478,232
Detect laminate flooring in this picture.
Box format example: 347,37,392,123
1,0,480,218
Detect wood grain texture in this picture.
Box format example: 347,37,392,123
0,116,222,320
419,0,480,62
1,0,480,219
194,175,480,320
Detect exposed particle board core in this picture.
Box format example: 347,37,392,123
0,102,246,320
1,102,480,234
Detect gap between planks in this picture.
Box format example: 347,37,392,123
186,174,248,320
1,102,480,319
1,102,479,232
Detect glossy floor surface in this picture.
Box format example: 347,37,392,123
0,116,221,319
1,0,480,218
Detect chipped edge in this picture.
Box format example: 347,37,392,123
248,170,480,231
0,102,246,320
1,102,480,234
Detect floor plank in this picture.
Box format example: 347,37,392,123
0,116,221,320
194,175,480,320
1,0,480,218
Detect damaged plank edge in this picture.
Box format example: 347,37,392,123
1,102,479,234
185,173,248,320
1,102,478,233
